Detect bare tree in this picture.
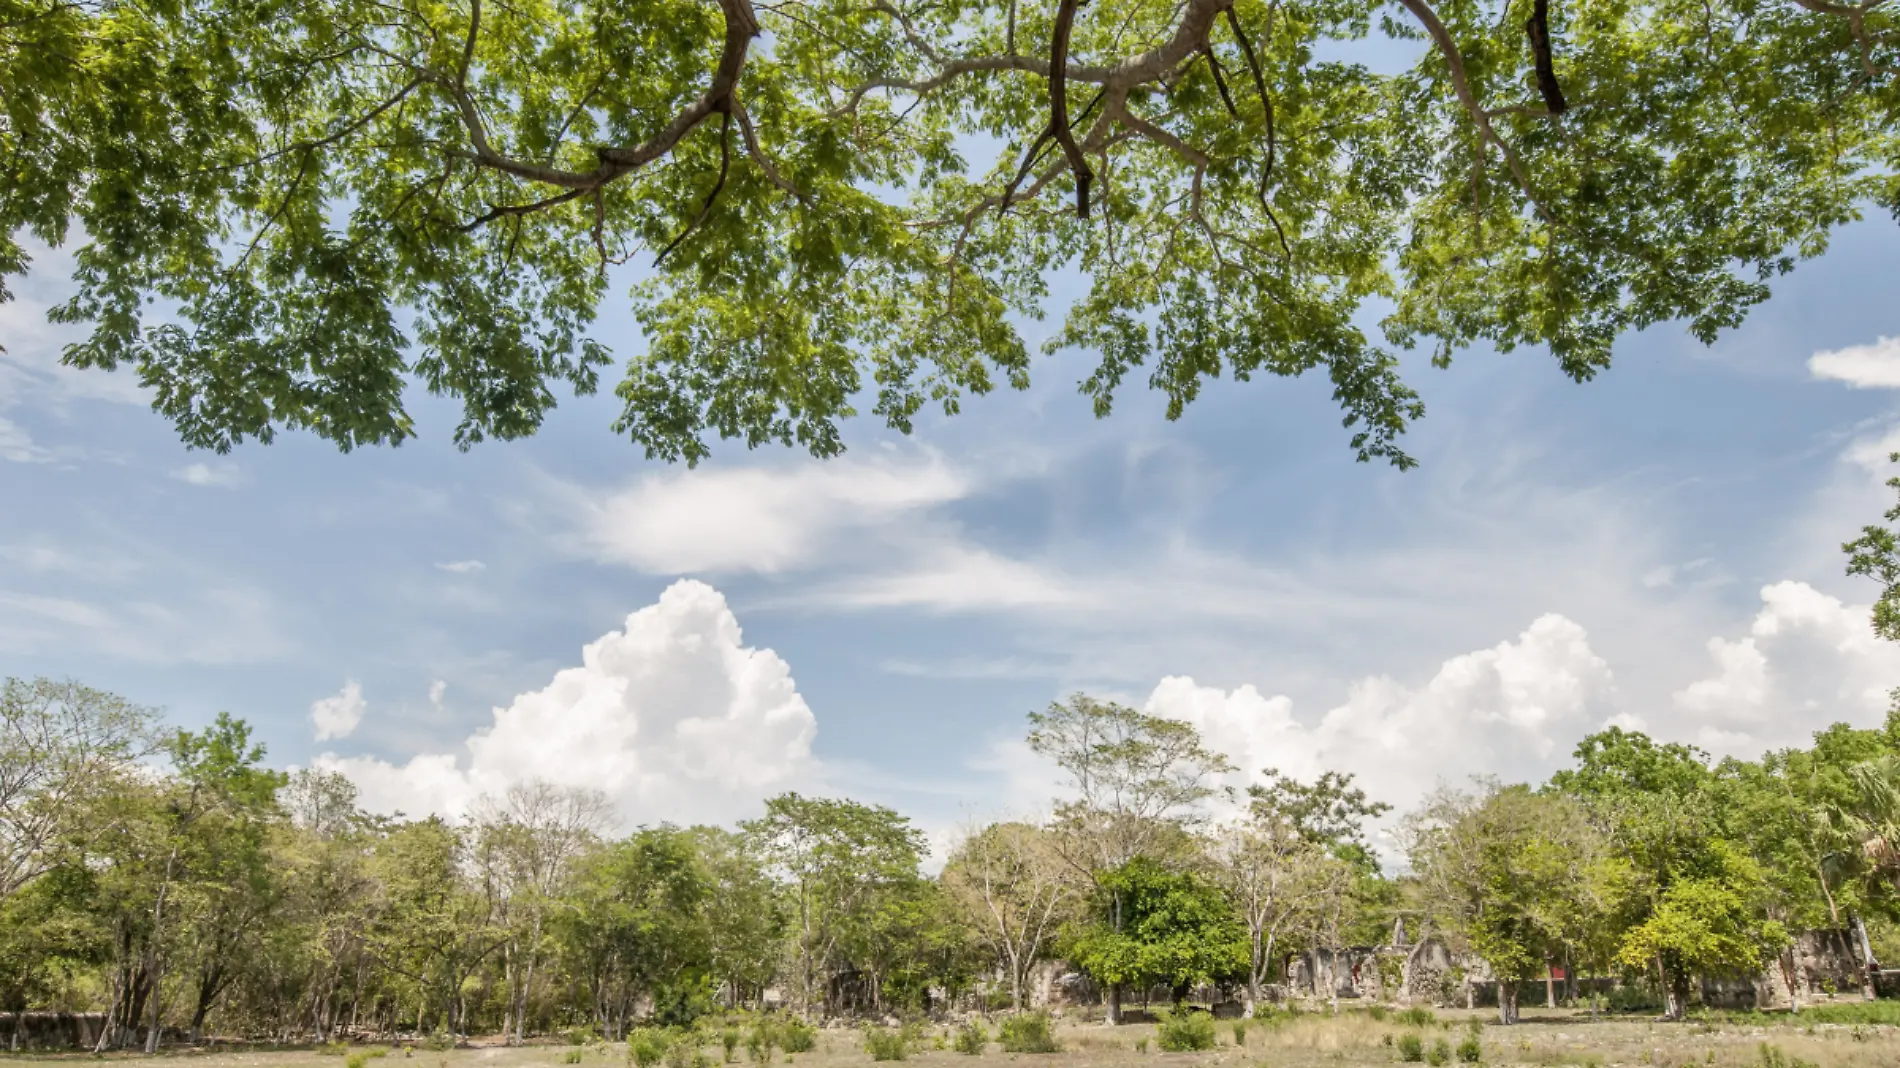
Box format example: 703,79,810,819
942,820,1074,1011
470,781,613,1043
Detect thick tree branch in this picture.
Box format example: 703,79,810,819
1394,0,1556,224
654,109,734,264
1049,0,1094,216
1524,0,1568,114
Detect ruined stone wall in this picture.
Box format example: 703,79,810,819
0,1013,109,1050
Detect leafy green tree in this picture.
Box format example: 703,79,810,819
744,793,926,1017
1027,695,1231,1022
1551,728,1786,1019
688,826,786,1010
12,0,1898,462
1405,782,1608,1024
1064,856,1248,1006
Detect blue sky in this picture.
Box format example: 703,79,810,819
6,216,1900,847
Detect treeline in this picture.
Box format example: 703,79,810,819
6,682,1900,1051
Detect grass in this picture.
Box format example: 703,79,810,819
8,1006,1900,1068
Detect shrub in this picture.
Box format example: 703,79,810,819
562,1052,586,1065
953,1021,987,1056
863,1028,908,1062
779,1019,815,1055
345,1054,370,1068
721,1028,742,1062
630,1029,671,1068
997,1013,1059,1054
1232,1021,1247,1046
425,1033,455,1053
1366,1005,1389,1022
1427,1038,1451,1066
1135,1038,1149,1054
665,1035,697,1068
1398,1034,1425,1063
1156,1010,1216,1053
1396,1008,1436,1028
1456,1035,1481,1063
320,1041,351,1056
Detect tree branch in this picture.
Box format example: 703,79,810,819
1049,0,1094,216
654,109,735,265
1524,0,1568,115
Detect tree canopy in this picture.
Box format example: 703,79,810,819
5,0,1896,463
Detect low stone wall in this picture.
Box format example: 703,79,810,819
0,1012,109,1050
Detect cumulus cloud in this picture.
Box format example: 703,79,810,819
171,462,243,488
1671,581,1900,754
1810,336,1900,389
311,681,366,741
435,560,486,574
319,580,820,827
1146,614,1619,819
428,679,447,709
578,449,970,574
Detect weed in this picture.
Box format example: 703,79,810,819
1398,1033,1425,1062
344,1054,369,1068
1455,1034,1480,1064
1383,1034,1395,1047
997,1013,1059,1054
863,1027,908,1062
1367,1005,1389,1022
319,1041,351,1056
1427,1038,1451,1066
1233,1021,1248,1047
1135,1038,1149,1054
1396,1008,1437,1029
721,1028,741,1062
953,1021,988,1056
1157,1010,1217,1052
629,1029,670,1068
561,1052,585,1065
779,1020,816,1055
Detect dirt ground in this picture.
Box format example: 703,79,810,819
4,1009,1897,1068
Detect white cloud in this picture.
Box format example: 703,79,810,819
577,449,970,574
311,681,366,741
1150,614,1618,818
0,416,47,463
1810,336,1900,389
171,462,243,488
428,679,447,709
319,580,820,827
1671,581,1900,753
435,560,486,574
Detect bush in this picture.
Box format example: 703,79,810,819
665,1036,698,1068
1398,1034,1425,1063
562,1052,586,1065
1427,1038,1451,1066
953,1021,988,1056
863,1028,908,1062
1456,1035,1481,1063
345,1054,370,1068
1396,1008,1436,1028
1366,1004,1388,1021
1134,1037,1149,1054
1156,1010,1216,1053
778,1019,816,1055
721,1028,742,1062
425,1033,455,1053
997,1013,1059,1054
630,1029,671,1068
1231,1021,1247,1046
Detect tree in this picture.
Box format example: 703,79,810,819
1405,781,1608,1024
11,0,1896,463
688,826,785,1010
941,821,1075,1011
1027,695,1231,1022
1551,728,1786,1020
743,793,926,1017
1064,856,1249,1007
0,678,157,903
468,782,611,1043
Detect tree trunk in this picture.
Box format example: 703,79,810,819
1545,961,1556,1009
1498,981,1518,1025
1779,949,1800,1013
1659,958,1686,1022
1851,914,1879,1000
1107,984,1122,1025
